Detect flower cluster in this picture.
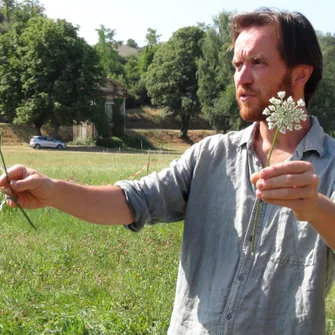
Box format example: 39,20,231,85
263,91,307,134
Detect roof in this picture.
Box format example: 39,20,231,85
100,78,127,98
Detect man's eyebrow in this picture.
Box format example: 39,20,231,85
252,55,268,62
232,55,268,64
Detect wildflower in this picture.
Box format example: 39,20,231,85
251,92,307,254
262,91,307,134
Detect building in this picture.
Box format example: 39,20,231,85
73,78,128,141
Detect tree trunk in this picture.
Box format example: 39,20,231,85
52,122,60,139
33,121,43,136
179,114,190,138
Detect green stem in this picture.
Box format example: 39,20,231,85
251,128,280,255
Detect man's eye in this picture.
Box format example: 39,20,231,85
234,62,242,69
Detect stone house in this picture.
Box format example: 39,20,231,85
73,78,127,141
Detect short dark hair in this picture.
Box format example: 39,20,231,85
230,8,323,108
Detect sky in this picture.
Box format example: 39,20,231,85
41,0,335,46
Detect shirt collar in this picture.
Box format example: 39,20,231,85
232,116,325,158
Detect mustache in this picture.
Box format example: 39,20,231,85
236,87,258,96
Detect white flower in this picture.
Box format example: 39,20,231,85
263,91,307,134
278,91,286,99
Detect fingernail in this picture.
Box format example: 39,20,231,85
10,181,17,188
256,190,263,198
258,180,264,189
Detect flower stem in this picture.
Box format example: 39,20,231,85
251,128,280,255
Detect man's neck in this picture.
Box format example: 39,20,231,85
254,116,311,167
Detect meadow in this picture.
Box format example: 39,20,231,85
0,147,334,334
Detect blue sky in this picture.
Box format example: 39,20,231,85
41,0,335,46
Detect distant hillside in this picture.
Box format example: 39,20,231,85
125,107,211,130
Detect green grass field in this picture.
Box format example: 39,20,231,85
0,147,334,334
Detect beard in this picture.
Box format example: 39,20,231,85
237,70,293,122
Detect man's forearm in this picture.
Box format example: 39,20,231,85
308,193,335,250
49,180,134,225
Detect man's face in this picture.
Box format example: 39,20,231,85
233,25,293,122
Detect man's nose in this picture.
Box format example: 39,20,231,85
235,64,253,87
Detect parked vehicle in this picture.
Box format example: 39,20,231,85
29,136,66,150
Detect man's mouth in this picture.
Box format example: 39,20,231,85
239,93,256,102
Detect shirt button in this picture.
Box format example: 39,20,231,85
249,235,253,242
226,313,232,320
238,274,244,281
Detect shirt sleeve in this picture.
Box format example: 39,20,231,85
115,145,197,232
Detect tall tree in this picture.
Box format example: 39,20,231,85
197,11,242,132
11,16,103,135
95,25,125,82
145,27,161,46
146,26,205,137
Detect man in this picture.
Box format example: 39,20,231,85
1,8,335,335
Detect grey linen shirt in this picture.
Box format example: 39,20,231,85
115,116,335,335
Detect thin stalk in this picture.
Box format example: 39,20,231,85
0,133,37,230
251,128,280,255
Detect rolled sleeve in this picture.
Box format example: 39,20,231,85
115,146,197,232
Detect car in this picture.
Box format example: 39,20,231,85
29,136,66,150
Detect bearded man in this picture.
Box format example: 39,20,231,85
1,8,335,335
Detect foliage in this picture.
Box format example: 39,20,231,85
146,26,205,137
310,32,335,135
124,30,161,108
112,98,125,137
145,27,161,46
126,38,139,48
9,16,103,135
96,136,124,148
95,25,126,82
121,134,154,150
197,11,243,132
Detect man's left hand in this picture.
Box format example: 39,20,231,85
250,161,320,222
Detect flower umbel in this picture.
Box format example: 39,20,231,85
251,92,306,255
262,91,307,134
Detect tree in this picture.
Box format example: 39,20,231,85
197,11,243,132
0,29,23,121
309,32,335,135
126,38,138,48
11,16,103,135
145,27,161,46
95,25,125,82
146,26,205,137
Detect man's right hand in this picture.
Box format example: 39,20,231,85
0,164,55,209
0,164,134,225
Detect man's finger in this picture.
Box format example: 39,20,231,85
250,171,261,185
257,185,315,200
0,165,27,187
256,172,318,190
259,161,313,179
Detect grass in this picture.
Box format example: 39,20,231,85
0,147,334,334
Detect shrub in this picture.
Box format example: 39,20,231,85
96,137,124,148
121,134,154,150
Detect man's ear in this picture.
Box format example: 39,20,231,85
292,65,313,88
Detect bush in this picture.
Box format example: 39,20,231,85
121,134,154,150
96,137,124,148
